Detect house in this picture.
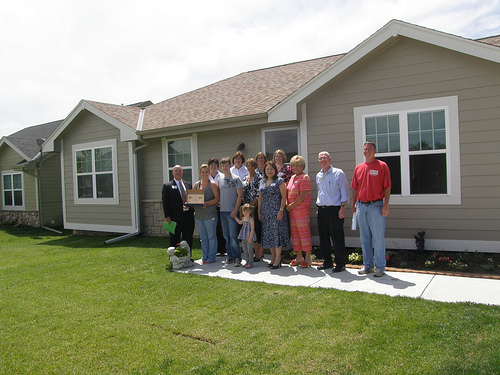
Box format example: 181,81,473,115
0,120,63,228
43,20,500,252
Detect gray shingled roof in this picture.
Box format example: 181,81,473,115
6,120,63,159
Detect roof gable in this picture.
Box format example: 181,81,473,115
86,100,143,130
0,137,30,162
269,19,500,123
1,120,62,160
44,100,140,152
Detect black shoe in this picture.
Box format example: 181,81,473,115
270,261,282,269
332,265,346,273
317,264,333,270
254,256,261,262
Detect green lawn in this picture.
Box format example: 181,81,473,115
1,224,499,374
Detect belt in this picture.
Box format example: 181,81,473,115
316,205,336,209
358,199,383,205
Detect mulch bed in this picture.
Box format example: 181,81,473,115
282,248,500,280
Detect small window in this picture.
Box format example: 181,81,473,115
262,126,299,162
72,140,118,204
365,114,400,153
408,110,446,151
163,136,198,184
2,172,24,209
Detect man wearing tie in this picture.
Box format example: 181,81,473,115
162,165,195,249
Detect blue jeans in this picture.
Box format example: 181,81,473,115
219,211,241,261
357,200,386,271
195,216,218,263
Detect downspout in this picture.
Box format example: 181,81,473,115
104,110,147,245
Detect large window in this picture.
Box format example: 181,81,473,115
354,96,461,205
163,136,198,184
72,140,118,204
262,126,300,163
2,172,24,209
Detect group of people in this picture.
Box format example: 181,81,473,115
162,141,391,277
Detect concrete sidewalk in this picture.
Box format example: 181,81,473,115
176,256,500,306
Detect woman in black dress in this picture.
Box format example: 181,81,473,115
258,162,289,269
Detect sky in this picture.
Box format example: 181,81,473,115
1,0,500,138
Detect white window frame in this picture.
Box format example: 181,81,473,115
1,170,25,210
261,125,301,164
162,135,198,184
354,96,461,205
72,139,119,205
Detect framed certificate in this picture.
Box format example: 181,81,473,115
186,189,204,205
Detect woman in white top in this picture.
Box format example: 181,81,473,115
230,151,249,181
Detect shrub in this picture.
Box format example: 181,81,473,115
480,258,495,271
348,252,363,264
450,261,468,272
425,260,435,268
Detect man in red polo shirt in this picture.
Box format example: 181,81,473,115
351,141,391,277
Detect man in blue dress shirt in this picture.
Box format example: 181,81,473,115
316,151,349,272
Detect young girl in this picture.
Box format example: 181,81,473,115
235,203,257,269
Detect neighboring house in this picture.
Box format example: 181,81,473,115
43,20,500,252
0,120,63,228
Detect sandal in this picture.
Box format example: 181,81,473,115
290,259,302,266
299,261,311,268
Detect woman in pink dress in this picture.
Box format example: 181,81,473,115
286,155,312,267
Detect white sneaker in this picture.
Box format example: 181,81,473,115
222,258,234,265
374,269,385,277
358,266,375,275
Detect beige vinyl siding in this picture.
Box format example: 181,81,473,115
139,123,265,202
0,146,23,170
138,138,163,201
0,146,36,211
39,154,63,226
62,111,133,229
306,36,500,245
197,125,262,169
21,173,37,211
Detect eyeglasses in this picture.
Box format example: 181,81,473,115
363,148,375,152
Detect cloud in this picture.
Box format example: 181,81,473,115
1,0,499,137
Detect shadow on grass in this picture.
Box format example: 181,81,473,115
38,235,170,249
0,223,68,239
1,223,200,251
42,234,203,250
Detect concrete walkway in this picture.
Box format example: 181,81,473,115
176,256,500,306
